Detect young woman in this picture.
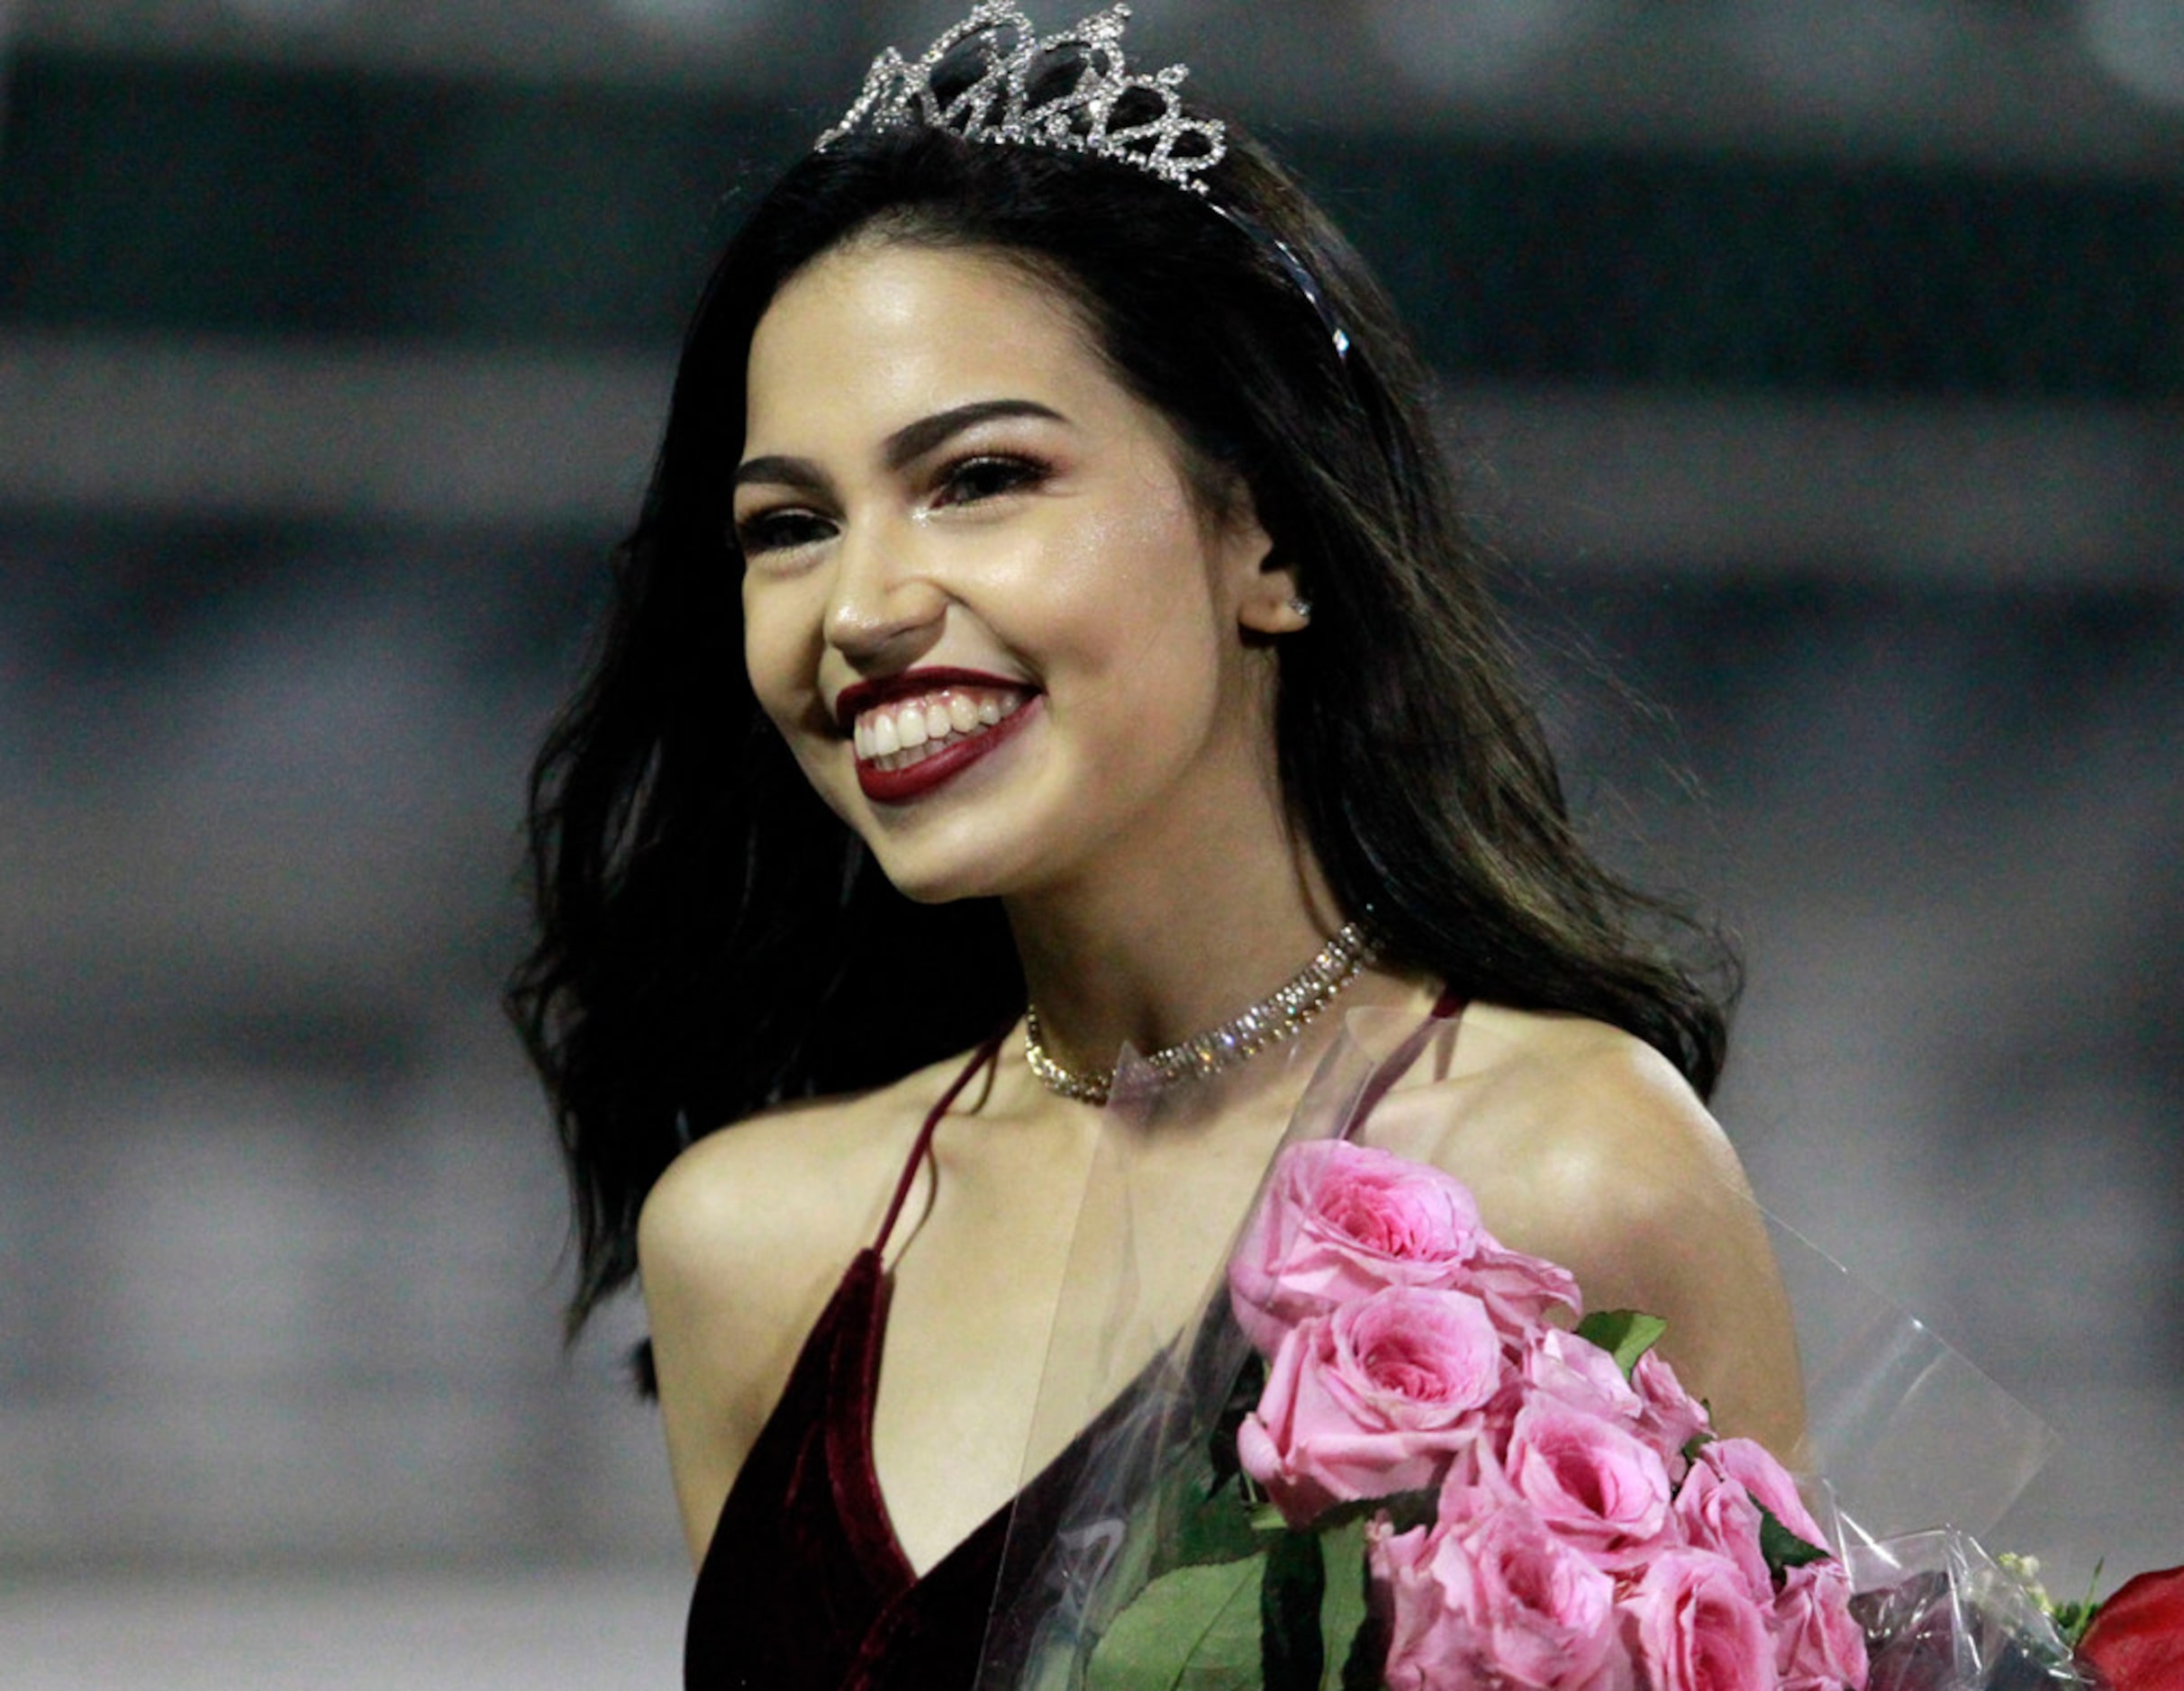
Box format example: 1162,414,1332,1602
512,6,1801,1684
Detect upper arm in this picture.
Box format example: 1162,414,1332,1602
1523,1054,1805,1460
638,1123,856,1568
1369,1012,1808,1461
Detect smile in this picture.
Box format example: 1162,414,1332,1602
835,670,1041,804
852,686,1027,769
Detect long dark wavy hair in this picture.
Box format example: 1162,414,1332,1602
512,104,1736,1339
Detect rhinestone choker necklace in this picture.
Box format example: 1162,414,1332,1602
1022,921,1375,1106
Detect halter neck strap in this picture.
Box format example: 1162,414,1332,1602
1340,987,1467,1140
874,990,1463,1251
874,1033,1007,1257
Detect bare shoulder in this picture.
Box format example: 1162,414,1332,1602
1360,1003,1744,1222
636,1049,980,1566
1361,1004,1807,1459
638,1082,913,1309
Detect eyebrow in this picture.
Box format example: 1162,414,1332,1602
734,397,1067,490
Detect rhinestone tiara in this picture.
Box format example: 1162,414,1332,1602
814,1,1228,196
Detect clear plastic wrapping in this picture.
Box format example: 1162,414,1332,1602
967,1004,2075,1690
1846,1531,2094,1691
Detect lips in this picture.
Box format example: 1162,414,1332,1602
834,667,1041,804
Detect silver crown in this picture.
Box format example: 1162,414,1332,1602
814,2,1227,196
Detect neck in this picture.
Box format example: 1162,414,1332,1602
998,673,1411,1097
1003,828,1358,1087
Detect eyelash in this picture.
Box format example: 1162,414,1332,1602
733,508,833,556
733,453,1048,557
934,452,1045,506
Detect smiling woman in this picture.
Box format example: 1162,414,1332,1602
507,5,1796,1687
737,241,1297,907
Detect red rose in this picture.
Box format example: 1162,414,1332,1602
2080,1565,2184,1691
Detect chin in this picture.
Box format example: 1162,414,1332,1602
844,784,1065,909
802,776,1011,903
861,818,1085,909
865,852,1020,908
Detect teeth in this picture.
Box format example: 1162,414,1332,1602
852,686,1028,773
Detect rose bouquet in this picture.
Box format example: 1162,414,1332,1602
967,1014,2183,1691
1077,1137,1862,1691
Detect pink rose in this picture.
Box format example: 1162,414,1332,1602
1523,1326,1645,1422
1237,1285,1503,1524
1493,1400,1672,1565
1465,1238,1587,1336
1373,1503,1622,1691
1434,1469,1495,1532
1701,1438,1828,1552
1633,1351,1710,1473
1623,1549,1778,1691
1769,1561,1867,1690
1228,1140,1488,1354
1670,1459,1772,1604
1370,1521,1456,1689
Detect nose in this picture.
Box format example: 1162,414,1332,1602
822,517,947,666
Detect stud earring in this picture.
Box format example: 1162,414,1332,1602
1288,596,1313,621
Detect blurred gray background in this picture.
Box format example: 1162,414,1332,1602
2,1,2179,1684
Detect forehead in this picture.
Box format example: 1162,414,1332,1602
743,240,1115,446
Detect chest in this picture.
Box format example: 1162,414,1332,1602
866,1104,1283,1575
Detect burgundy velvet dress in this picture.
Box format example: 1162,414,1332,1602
682,1040,1029,1689
684,998,1465,1689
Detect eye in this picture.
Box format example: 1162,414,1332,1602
733,505,836,557
933,453,1045,507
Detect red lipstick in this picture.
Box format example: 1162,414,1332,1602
857,698,1038,802
838,667,1041,805
834,666,1030,732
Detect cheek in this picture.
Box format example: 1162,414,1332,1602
740,581,818,733
740,581,869,827
1019,496,1234,684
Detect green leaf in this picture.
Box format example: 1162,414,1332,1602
1249,1488,1436,1541
1262,1531,1326,1691
1087,1555,1267,1691
1315,1518,1372,1691
1757,1505,1829,1576
1173,1469,1264,1569
1573,1309,1670,1380
1085,1511,1389,1691
2053,1599,2098,1648
2050,1560,2106,1649
1311,1488,1438,1536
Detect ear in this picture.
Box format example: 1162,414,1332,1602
1235,536,1311,636
1219,499,1309,636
